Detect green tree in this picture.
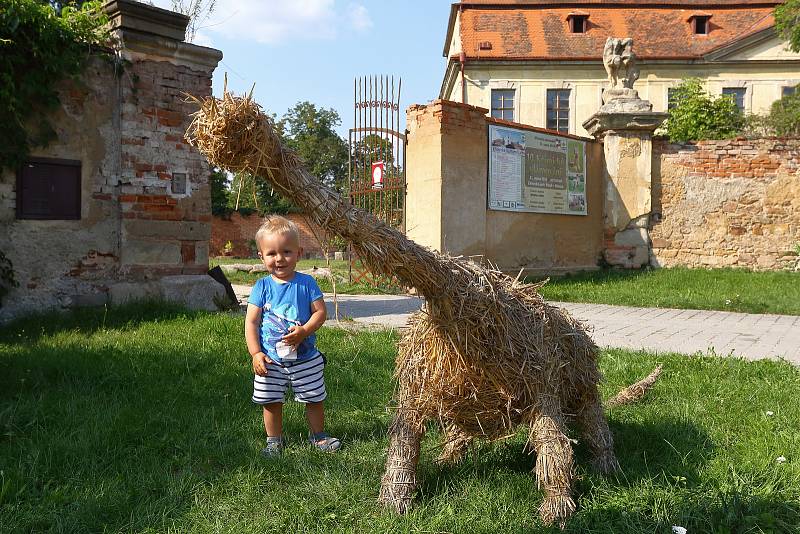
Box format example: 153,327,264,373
222,102,349,215
664,78,744,142
209,167,231,215
775,0,800,52
278,101,349,192
767,85,800,136
227,172,259,213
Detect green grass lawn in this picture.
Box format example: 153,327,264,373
534,267,800,316
210,257,400,295
1,304,798,532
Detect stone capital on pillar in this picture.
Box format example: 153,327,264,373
582,110,667,140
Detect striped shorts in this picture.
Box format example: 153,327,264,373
252,352,327,404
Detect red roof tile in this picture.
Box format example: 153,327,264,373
451,2,781,60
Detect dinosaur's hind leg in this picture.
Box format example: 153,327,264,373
528,395,576,527
435,424,473,465
379,408,425,513
576,391,620,474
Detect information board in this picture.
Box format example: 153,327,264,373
488,124,587,215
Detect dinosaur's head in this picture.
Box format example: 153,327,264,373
185,87,282,178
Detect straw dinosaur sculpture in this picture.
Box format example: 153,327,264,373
186,89,661,527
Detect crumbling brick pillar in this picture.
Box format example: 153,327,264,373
106,0,222,280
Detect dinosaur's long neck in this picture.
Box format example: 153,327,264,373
265,148,458,300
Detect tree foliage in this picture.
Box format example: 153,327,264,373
664,78,744,142
214,102,349,216
775,0,800,53
209,167,231,215
278,101,349,192
0,0,110,170
765,86,800,136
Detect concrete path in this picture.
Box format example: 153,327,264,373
232,285,800,364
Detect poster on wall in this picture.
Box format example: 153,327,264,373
488,124,587,215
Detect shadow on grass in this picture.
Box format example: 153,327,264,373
417,418,712,488
413,418,716,528
0,301,211,344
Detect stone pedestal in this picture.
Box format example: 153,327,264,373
583,106,667,268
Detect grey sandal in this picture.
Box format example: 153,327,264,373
309,432,341,452
261,436,285,458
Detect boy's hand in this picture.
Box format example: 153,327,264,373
251,352,272,376
282,324,307,348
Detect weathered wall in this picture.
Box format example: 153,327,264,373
651,138,800,270
210,212,328,258
0,1,222,321
406,100,603,274
0,57,121,311
486,141,603,271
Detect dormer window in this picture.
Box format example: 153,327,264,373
689,13,711,35
567,12,589,34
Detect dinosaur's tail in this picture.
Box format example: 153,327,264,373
604,365,663,408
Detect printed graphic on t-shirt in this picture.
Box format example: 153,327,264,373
263,302,313,360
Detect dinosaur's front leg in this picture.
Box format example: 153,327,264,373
379,408,425,513
528,395,576,528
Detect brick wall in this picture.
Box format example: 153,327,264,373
0,2,222,321
117,57,217,279
211,212,329,258
651,138,800,270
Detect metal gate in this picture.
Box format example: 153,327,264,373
348,75,406,286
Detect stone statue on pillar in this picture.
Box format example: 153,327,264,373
597,37,652,113
582,38,668,269
602,38,639,100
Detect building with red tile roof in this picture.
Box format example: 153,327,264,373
440,1,800,136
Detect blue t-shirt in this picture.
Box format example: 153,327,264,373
248,273,324,363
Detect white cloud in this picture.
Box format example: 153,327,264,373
347,3,373,32
150,0,373,45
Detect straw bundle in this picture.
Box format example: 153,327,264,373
186,89,659,527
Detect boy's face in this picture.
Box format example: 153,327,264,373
257,232,303,281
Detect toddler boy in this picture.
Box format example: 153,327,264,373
244,215,340,456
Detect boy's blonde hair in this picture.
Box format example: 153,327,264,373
255,215,300,245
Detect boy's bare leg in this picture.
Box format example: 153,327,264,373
263,402,283,437
306,401,325,436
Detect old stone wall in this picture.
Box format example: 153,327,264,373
0,1,222,321
211,212,328,258
651,138,800,270
406,100,604,274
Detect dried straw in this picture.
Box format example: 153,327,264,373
185,88,661,527
605,364,663,408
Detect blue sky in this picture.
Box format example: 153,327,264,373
153,1,454,136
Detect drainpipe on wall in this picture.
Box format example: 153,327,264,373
460,51,466,104
459,4,466,104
